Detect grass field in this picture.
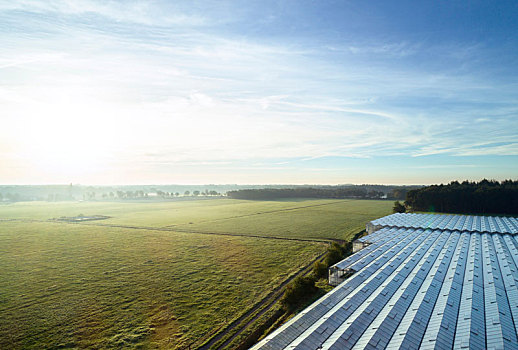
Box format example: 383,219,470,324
0,198,392,240
0,198,392,349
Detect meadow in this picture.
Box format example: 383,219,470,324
0,198,392,349
0,198,392,240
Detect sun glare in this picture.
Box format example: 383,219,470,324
18,98,121,177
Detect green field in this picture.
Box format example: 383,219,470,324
0,199,392,349
0,199,392,240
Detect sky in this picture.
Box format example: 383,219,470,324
1,0,517,185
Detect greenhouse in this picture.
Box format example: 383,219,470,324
253,213,518,350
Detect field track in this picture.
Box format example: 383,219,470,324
9,216,344,244
198,251,326,350
163,200,354,227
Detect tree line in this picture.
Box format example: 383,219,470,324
404,179,518,215
227,188,378,200
0,184,419,202
226,185,419,200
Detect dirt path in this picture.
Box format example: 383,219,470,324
198,251,326,350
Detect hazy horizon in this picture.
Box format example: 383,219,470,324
0,179,511,188
0,182,424,186
1,1,517,185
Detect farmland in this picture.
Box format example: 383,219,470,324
0,199,392,240
0,198,392,349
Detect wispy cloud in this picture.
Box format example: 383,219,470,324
0,0,208,26
412,164,477,169
1,0,517,184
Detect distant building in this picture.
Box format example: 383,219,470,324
252,213,518,350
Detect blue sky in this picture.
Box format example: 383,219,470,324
1,0,517,185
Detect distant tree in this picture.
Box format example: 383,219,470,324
325,242,345,266
280,275,317,311
313,261,328,279
184,191,190,196
175,192,180,197
109,192,115,198
393,201,406,213
367,190,383,199
389,189,408,200
193,190,200,196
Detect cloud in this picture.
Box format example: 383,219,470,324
0,0,208,26
412,164,477,169
1,1,517,184
345,41,420,58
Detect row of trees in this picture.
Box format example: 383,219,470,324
405,179,518,215
227,188,385,200
107,189,221,199
79,190,222,200
0,184,418,203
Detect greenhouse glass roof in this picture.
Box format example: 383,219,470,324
369,213,518,234
251,214,518,350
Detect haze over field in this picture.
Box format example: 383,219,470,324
1,1,517,185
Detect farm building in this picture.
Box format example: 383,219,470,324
252,213,518,350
